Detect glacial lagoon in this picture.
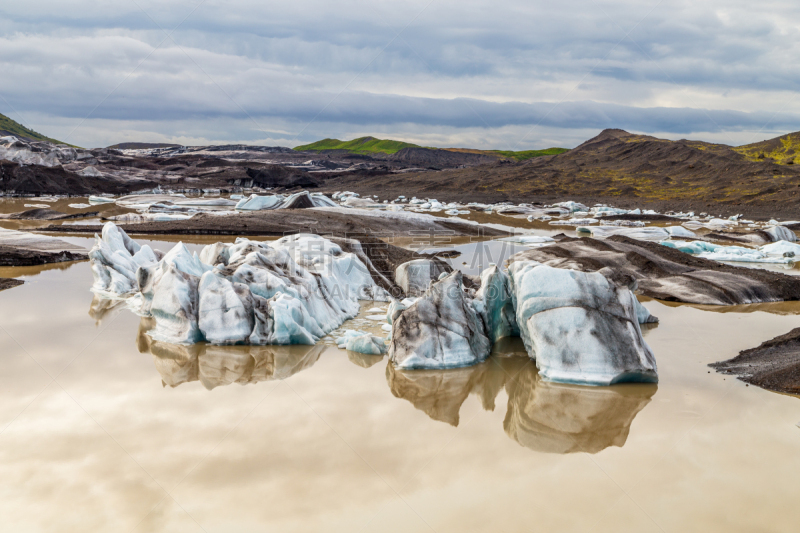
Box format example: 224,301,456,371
0,235,799,532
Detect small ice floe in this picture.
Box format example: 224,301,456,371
590,206,629,216
661,240,800,264
335,330,388,355
576,226,670,241
68,203,92,209
24,204,50,209
666,226,698,239
89,223,390,345
342,196,382,208
508,261,657,386
235,194,283,211
765,225,797,243
549,218,599,226
498,235,555,247
88,196,115,205
553,201,589,213
682,218,736,232
105,213,194,223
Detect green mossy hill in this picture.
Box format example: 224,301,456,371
0,112,66,145
296,136,569,160
486,148,569,161
736,132,800,165
294,137,420,155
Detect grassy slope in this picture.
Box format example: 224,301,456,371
735,133,800,165
0,113,66,145
294,137,420,155
296,136,568,159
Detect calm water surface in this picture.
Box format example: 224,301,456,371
0,236,799,532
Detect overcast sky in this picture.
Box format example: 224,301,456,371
1,0,799,149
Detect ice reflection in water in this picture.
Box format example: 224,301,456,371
91,293,655,454
137,318,325,390
504,366,656,454
388,337,655,453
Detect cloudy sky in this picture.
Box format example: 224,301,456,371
1,0,799,149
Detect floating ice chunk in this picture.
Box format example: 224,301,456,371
577,226,670,241
395,259,450,296
68,203,91,209
554,201,589,213
88,196,115,205
88,223,155,295
682,218,735,231
508,261,658,386
389,271,491,370
91,224,390,346
665,226,697,239
335,330,387,355
660,240,792,264
550,218,599,226
590,206,628,216
235,194,284,211
760,240,800,257
473,265,519,343
765,225,797,243
498,235,555,246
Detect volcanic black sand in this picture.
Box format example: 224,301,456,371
41,209,509,238
0,277,23,291
0,245,87,267
711,328,800,396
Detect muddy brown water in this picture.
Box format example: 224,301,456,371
0,234,799,532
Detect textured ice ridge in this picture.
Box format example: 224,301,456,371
89,223,389,345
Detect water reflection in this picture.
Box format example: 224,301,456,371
88,294,128,325
504,365,656,454
649,297,800,316
388,343,656,454
347,350,385,368
137,318,324,389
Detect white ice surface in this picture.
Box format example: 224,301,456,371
508,261,658,386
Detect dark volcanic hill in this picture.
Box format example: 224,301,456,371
319,128,800,217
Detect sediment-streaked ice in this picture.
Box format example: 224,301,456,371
389,271,491,370
89,223,390,345
508,261,658,386
473,265,519,343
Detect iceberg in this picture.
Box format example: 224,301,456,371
765,225,797,243
235,194,284,211
661,240,796,264
576,226,670,241
89,223,391,346
389,271,491,370
665,226,697,239
508,261,658,386
335,330,387,355
89,223,158,295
